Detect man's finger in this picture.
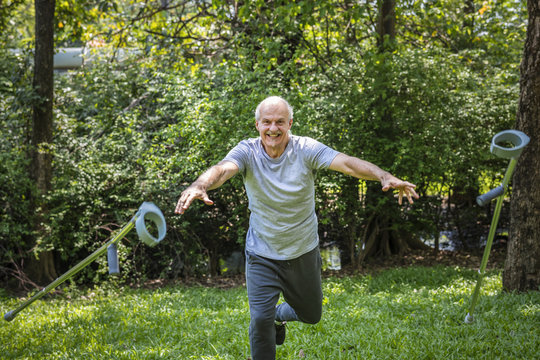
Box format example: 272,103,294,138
175,193,193,214
175,190,215,214
183,194,196,210
406,191,414,204
175,197,183,214
175,199,185,214
393,186,419,205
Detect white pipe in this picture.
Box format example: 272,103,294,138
53,47,84,69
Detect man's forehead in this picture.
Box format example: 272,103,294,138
260,101,289,116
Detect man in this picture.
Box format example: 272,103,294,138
175,96,419,360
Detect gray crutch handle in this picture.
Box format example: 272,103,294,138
476,185,504,207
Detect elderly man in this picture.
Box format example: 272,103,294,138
175,96,418,360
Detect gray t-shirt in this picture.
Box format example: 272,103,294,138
223,135,339,260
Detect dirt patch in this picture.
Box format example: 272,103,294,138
147,246,507,289
359,247,505,271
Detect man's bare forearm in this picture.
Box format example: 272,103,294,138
192,162,233,191
329,154,389,183
328,153,419,204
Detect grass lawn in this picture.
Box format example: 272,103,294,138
1,266,539,359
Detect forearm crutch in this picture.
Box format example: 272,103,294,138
4,202,166,322
464,130,530,324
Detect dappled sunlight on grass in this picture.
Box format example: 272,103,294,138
519,303,539,317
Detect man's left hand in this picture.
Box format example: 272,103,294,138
381,176,419,205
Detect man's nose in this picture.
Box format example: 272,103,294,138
269,122,278,131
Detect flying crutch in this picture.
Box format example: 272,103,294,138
4,202,166,322
464,130,530,324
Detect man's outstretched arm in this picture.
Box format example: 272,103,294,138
175,160,239,214
328,153,419,205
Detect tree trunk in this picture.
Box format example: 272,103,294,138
352,0,406,268
459,0,475,49
27,0,57,284
377,0,395,51
341,176,360,268
503,0,540,292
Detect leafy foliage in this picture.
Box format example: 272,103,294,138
0,47,37,287
0,0,525,285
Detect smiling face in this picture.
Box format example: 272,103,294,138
255,98,293,158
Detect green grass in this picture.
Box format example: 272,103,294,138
1,266,539,359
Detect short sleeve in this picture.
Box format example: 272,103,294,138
223,140,250,174
302,137,340,170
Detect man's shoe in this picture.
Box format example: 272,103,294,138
275,321,287,345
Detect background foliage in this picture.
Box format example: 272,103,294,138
0,0,527,287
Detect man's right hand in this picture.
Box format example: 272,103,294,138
174,161,239,215
174,184,214,214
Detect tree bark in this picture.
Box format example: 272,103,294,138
377,0,396,51
352,0,407,268
27,0,57,284
503,0,540,292
459,0,475,49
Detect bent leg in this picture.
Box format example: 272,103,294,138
275,247,323,324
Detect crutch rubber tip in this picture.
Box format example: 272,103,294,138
464,313,474,324
4,311,15,322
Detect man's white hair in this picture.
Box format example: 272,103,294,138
255,96,294,122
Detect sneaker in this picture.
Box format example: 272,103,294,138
275,321,287,345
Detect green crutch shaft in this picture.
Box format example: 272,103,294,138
3,218,136,322
464,158,517,323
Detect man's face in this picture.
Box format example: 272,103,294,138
255,100,293,158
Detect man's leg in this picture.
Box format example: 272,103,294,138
275,247,323,324
246,251,282,360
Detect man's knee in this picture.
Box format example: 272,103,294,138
298,306,322,324
251,310,276,330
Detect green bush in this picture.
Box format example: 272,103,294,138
0,47,37,288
